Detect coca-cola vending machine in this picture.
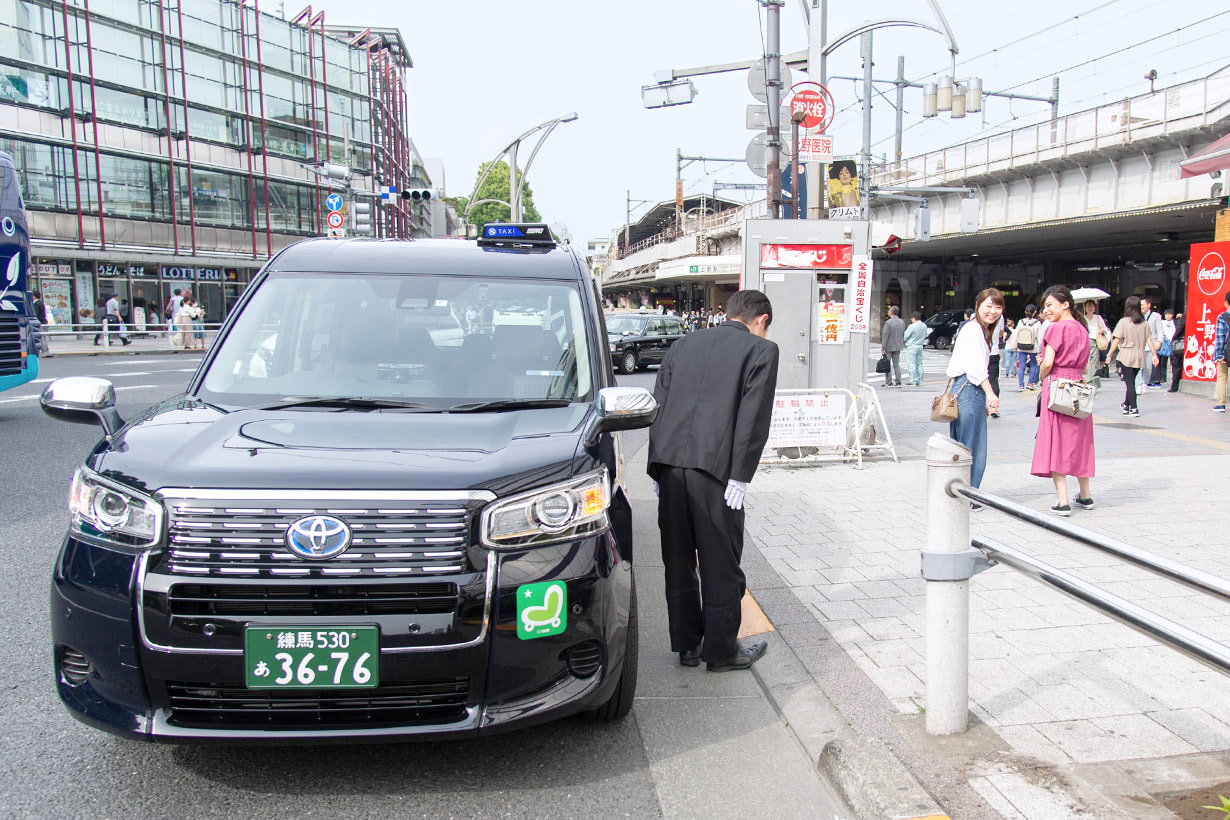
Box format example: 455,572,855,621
1183,241,1230,386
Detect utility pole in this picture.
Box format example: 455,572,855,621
895,56,905,167
765,0,784,219
509,142,520,222
807,0,827,219
859,31,873,214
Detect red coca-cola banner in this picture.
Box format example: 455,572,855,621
1183,241,1230,382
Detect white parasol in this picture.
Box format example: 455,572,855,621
1070,287,1110,301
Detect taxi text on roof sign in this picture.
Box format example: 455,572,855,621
482,224,550,239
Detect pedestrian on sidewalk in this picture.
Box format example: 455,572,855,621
94,292,131,346
1107,296,1159,417
881,306,905,387
32,290,50,355
987,314,1005,417
1168,312,1186,392
1141,296,1163,390
648,289,778,672
903,310,927,385
1080,300,1110,384
1031,286,1095,516
1015,304,1042,390
1153,308,1176,386
1213,294,1229,413
946,288,1004,493
1003,318,1018,378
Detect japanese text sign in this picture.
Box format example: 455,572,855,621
1184,241,1230,382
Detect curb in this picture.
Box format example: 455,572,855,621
751,631,948,820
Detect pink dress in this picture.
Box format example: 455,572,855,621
1030,319,1095,478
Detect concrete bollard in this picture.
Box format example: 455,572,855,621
923,433,973,735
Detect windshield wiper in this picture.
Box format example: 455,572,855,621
255,397,442,411
445,399,573,413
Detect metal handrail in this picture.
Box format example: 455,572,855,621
921,433,1230,736
958,483,1230,604
974,536,1230,676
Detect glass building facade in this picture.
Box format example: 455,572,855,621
0,0,426,327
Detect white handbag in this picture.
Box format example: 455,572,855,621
1048,378,1094,419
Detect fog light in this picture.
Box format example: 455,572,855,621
60,647,92,685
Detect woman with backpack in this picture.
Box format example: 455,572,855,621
1015,304,1042,391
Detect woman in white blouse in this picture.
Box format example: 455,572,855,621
945,288,1005,492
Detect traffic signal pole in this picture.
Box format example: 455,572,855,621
764,0,784,219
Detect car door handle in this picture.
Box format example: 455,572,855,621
797,353,806,362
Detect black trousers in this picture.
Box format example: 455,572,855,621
1170,350,1184,390
1122,365,1139,409
987,354,1001,398
658,466,745,663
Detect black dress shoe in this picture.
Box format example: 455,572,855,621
678,647,700,667
706,639,768,672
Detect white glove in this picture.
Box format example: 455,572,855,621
724,479,747,510
652,480,659,497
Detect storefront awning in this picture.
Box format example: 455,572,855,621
655,254,742,282
1180,134,1230,178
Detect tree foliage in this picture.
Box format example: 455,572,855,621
464,161,541,231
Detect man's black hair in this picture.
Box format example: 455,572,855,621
912,310,922,320
726,289,773,327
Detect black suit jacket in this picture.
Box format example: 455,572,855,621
647,321,779,484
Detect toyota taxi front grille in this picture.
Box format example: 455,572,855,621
162,498,473,579
168,582,458,617
165,678,470,729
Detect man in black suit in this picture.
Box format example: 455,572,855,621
647,290,779,672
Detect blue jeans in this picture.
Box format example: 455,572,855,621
948,376,988,488
905,346,924,384
1017,351,1038,386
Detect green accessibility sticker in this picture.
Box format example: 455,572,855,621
516,580,567,640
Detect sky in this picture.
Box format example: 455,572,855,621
310,0,1230,244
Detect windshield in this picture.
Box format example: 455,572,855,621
605,315,647,335
200,273,594,409
925,313,952,327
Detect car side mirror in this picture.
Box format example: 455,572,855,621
41,377,125,439
583,386,657,445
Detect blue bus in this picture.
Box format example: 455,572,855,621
0,150,39,393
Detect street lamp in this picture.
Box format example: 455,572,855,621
465,113,578,225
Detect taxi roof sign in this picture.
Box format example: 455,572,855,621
478,223,556,248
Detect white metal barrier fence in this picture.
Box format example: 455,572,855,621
922,433,1230,737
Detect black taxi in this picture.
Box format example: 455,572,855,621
41,224,657,742
606,312,688,374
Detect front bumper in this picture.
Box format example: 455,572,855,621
51,531,632,742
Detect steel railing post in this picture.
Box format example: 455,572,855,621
924,432,972,735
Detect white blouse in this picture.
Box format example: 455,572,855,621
946,320,990,385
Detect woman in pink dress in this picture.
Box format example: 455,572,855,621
1031,285,1095,516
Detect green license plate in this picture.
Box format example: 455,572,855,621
244,626,379,689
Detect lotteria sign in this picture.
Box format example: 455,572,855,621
1183,241,1230,382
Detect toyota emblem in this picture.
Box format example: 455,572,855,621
285,515,352,560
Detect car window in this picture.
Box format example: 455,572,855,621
201,272,593,407
606,315,646,335
666,319,685,335
646,319,666,336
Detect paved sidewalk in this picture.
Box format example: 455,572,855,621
39,328,215,357
745,364,1230,818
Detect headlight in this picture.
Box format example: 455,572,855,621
481,470,609,549
68,468,163,550
609,343,616,353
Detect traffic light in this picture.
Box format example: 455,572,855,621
401,188,434,202
352,200,372,235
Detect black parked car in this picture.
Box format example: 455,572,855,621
924,309,965,350
40,224,659,743
606,312,688,374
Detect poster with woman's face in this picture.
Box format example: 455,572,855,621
827,160,860,212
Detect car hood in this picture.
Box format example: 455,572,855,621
89,397,595,497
